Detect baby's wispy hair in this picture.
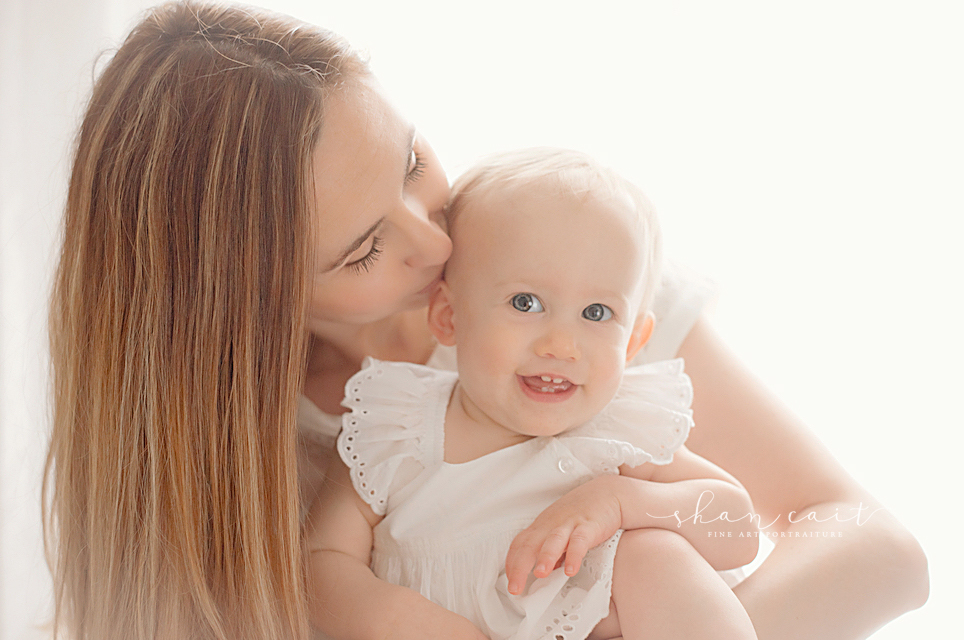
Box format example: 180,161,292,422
446,147,663,313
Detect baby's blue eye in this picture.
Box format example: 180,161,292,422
582,303,613,322
511,293,544,313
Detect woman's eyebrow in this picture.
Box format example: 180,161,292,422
323,217,384,272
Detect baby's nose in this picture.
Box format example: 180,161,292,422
535,327,580,362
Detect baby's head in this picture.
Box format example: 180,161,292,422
429,148,663,437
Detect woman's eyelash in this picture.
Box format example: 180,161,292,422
405,151,426,185
346,235,384,274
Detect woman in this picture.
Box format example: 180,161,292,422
44,2,928,639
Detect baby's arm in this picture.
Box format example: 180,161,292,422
306,460,488,640
619,445,759,569
506,448,758,593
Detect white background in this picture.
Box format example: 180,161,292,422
2,1,961,638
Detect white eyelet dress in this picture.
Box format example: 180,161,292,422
337,357,694,640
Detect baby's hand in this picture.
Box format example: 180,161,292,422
504,475,623,595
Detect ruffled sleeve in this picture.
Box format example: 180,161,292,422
562,359,694,473
337,358,454,515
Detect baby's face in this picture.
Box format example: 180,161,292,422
440,183,648,437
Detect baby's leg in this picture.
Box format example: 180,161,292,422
587,529,756,640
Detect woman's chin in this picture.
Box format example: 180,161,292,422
405,287,438,311
416,271,445,297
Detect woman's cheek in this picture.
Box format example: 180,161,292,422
352,279,410,318
311,279,396,323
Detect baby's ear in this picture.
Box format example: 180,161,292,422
626,311,655,363
427,281,457,346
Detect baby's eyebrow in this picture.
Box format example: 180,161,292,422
323,217,384,273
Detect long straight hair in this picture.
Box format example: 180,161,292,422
43,3,363,638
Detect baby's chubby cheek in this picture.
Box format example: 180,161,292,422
587,361,628,403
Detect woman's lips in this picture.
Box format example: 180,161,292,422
518,374,577,402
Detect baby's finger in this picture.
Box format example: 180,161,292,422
562,524,595,576
505,530,541,595
533,527,573,578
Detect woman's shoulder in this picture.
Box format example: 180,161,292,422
636,260,717,363
425,342,458,371
298,393,343,446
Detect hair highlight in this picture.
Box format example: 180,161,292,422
44,3,364,638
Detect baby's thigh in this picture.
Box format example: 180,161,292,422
586,529,703,640
599,529,754,640
587,529,691,640
585,601,619,640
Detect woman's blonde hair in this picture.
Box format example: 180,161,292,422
447,147,663,313
43,3,363,638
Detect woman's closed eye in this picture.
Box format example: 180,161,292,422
405,148,426,185
345,235,384,274
511,293,544,313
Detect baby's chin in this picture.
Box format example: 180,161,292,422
511,413,595,438
511,386,613,436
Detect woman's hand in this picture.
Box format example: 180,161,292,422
504,474,625,594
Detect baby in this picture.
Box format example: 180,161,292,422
307,149,759,640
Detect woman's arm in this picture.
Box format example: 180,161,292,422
679,315,929,640
306,462,488,640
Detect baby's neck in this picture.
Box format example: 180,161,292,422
442,384,532,464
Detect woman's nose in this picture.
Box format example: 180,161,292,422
535,326,580,362
401,203,452,268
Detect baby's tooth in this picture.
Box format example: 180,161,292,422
541,376,553,382
552,378,563,384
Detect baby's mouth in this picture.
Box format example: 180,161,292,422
520,375,574,394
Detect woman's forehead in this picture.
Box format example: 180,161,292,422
312,77,406,191
310,77,411,264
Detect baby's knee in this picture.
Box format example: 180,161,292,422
610,530,756,639
612,528,720,582
615,528,695,566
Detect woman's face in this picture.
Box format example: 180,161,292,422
308,75,452,331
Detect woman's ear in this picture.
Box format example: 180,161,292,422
626,311,655,362
427,281,457,346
